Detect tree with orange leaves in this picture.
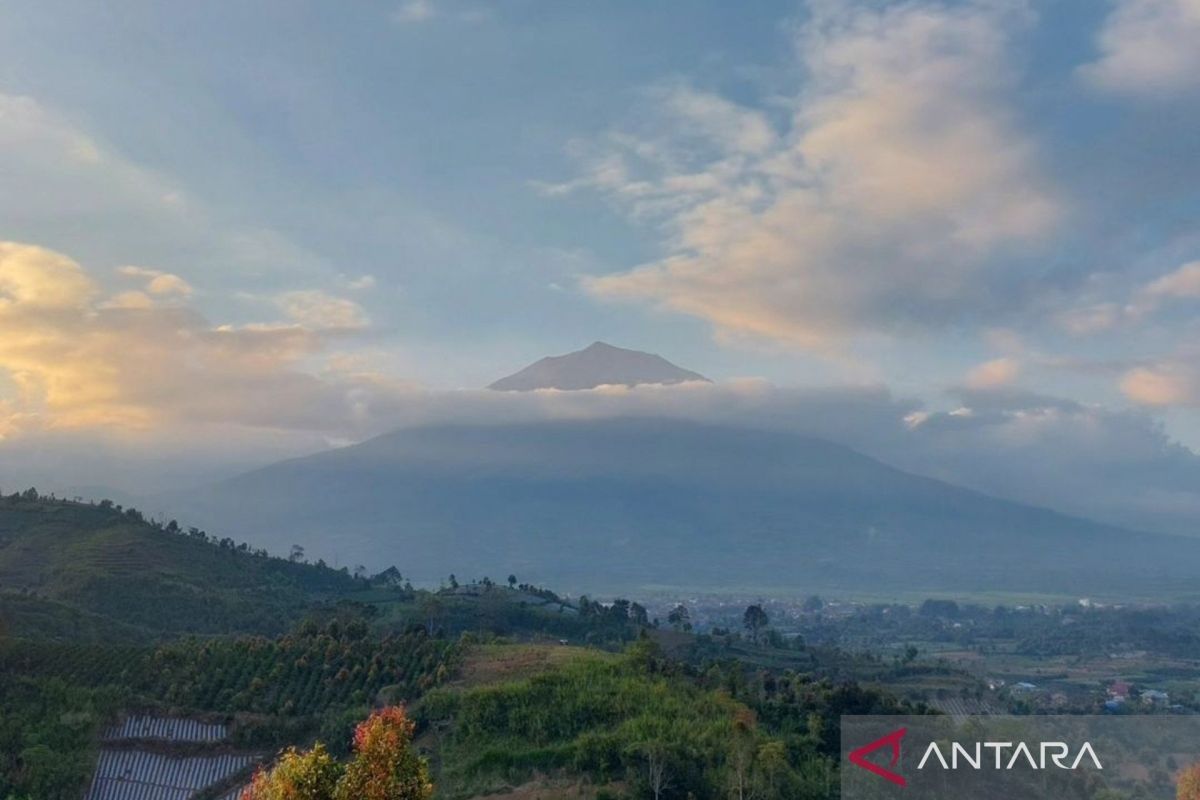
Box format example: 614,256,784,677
241,707,431,800
334,706,432,800
1180,762,1200,800
241,744,342,800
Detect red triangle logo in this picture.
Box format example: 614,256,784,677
848,727,907,787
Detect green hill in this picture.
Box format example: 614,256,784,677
0,491,364,638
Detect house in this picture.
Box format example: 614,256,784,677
1012,682,1038,693
1108,680,1132,699
1142,689,1170,706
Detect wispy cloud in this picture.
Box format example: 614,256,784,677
965,357,1021,390
1080,0,1200,95
392,0,436,24
559,1,1058,348
276,290,370,330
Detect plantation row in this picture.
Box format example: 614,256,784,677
0,625,455,717
148,629,456,716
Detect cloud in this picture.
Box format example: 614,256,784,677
1080,0,1200,95
3,259,1199,543
571,1,1059,347
1121,361,1200,407
393,0,435,23
276,290,369,330
117,265,194,297
0,241,399,437
1137,260,1200,309
1063,261,1200,330
965,357,1021,389
0,90,338,298
345,274,377,290
900,386,1200,536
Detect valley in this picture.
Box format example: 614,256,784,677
3,493,1199,799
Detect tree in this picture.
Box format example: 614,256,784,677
335,706,432,800
507,574,517,589
667,604,691,632
1179,762,1200,800
756,740,790,799
629,602,650,627
641,743,671,800
289,544,306,563
241,743,343,800
242,708,431,800
727,708,758,800
743,604,769,644
802,595,824,613
418,595,443,636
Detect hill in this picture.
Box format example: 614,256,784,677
487,341,710,390
0,492,363,638
168,417,1200,599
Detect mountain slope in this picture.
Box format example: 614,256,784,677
0,494,361,638
170,418,1200,598
488,341,710,390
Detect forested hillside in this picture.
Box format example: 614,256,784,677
0,490,364,638
0,490,932,800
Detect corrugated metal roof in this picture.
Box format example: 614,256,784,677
103,715,227,743
84,749,259,800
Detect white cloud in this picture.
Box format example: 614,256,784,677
1081,0,1200,95
571,1,1059,347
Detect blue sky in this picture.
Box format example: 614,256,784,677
1,0,1200,490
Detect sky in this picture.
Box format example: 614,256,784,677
1,0,1200,520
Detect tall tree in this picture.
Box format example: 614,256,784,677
667,604,691,632
743,604,769,644
335,706,432,800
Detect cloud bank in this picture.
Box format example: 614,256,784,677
0,241,396,437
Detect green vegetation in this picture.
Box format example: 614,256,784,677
0,676,127,800
22,490,1196,800
416,635,914,799
0,491,366,638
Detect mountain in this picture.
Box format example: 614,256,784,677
168,418,1200,599
488,341,710,390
